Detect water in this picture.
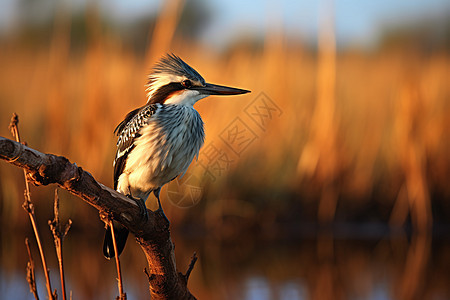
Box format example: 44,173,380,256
1,226,449,300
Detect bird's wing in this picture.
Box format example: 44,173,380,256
113,104,158,190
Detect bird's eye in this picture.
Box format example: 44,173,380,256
181,80,192,88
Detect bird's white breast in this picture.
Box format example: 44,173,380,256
119,105,204,200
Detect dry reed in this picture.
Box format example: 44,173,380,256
0,2,449,232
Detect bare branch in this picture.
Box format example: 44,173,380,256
49,189,72,300
184,252,198,282
109,219,127,300
25,238,39,300
0,136,196,300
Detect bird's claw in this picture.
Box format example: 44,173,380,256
126,194,148,222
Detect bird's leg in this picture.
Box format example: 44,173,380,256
153,188,169,224
154,187,163,211
127,187,148,222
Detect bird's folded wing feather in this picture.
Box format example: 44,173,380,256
113,104,158,189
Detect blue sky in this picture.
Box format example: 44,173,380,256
200,0,450,47
1,0,449,48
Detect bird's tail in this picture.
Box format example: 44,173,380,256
103,220,129,259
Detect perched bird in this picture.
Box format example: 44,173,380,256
103,54,250,258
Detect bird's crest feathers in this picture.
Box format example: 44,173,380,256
145,54,205,103
153,54,204,82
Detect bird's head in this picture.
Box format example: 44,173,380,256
145,54,250,106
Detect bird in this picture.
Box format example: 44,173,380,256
103,54,250,258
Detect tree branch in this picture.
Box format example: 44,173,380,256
0,136,196,300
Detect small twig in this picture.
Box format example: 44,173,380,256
10,113,56,300
184,252,198,282
49,189,72,300
25,238,40,300
109,220,127,300
8,114,32,198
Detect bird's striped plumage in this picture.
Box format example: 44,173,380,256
113,103,204,201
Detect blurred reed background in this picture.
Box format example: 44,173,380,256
0,0,449,299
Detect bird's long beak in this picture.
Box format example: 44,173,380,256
194,83,250,96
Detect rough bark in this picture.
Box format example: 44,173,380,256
0,136,196,300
